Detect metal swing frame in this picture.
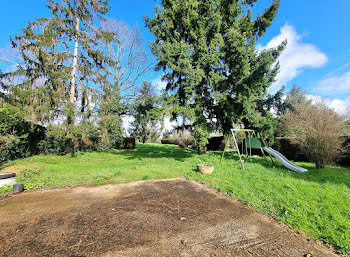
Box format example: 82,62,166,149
220,129,274,169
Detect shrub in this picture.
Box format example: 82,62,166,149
74,121,100,151
38,123,101,155
38,134,69,155
0,104,45,165
338,136,350,166
170,131,194,148
193,126,209,154
0,134,28,165
98,115,123,150
281,100,343,168
162,129,172,139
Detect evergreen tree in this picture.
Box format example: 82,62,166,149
46,0,110,104
46,0,111,154
129,81,160,144
98,80,124,149
145,0,284,153
282,84,307,113
247,86,285,142
1,0,112,155
0,20,70,124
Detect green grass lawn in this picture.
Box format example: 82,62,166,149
1,143,350,255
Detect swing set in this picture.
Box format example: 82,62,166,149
220,129,274,169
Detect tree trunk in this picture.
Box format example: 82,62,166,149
67,16,80,157
69,137,74,156
316,161,326,169
198,146,207,155
70,16,80,104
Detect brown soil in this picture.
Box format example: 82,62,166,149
0,178,338,257
0,165,28,176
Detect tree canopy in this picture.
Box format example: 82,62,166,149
146,0,285,153
0,0,125,153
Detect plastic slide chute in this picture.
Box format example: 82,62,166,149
220,128,307,172
263,147,307,173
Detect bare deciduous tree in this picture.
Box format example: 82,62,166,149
98,19,153,102
93,19,154,149
282,99,343,169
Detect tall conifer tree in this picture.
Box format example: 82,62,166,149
146,0,285,153
1,0,112,154
46,0,111,153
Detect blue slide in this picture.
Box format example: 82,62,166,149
263,147,307,173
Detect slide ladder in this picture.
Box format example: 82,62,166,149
263,147,307,173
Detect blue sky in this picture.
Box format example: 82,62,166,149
1,0,349,111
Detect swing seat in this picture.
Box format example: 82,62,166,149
246,137,262,149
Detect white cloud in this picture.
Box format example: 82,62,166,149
324,62,350,78
258,24,328,91
306,95,350,115
316,70,350,96
152,74,167,92
329,98,350,115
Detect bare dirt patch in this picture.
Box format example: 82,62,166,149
0,165,29,176
0,178,338,257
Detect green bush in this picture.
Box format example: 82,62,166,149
0,102,122,163
37,134,70,155
38,122,101,155
0,104,45,165
0,135,29,165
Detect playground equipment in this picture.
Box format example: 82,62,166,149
263,147,307,172
221,129,307,172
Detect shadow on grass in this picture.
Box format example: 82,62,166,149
217,150,275,167
108,144,350,188
109,143,197,161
